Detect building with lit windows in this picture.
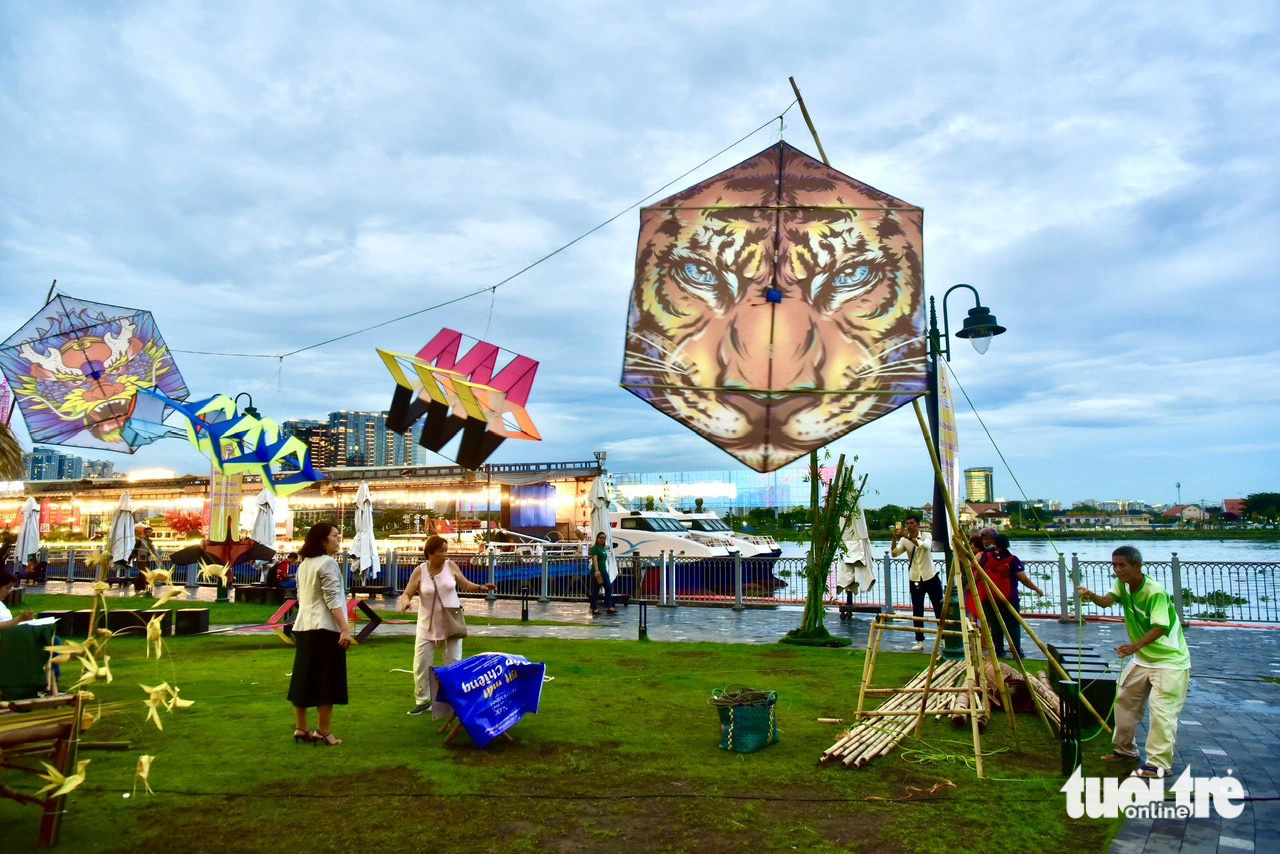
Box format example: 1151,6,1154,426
610,464,818,513
284,413,429,469
964,466,993,504
25,448,85,481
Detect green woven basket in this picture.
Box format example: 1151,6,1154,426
716,691,778,754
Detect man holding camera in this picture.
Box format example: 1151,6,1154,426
892,514,941,652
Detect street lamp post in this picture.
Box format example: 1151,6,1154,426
926,284,1006,661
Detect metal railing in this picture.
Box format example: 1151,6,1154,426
15,545,1280,624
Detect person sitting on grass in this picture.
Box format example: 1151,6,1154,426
16,556,39,585
277,552,299,590
1077,545,1191,779
0,570,36,631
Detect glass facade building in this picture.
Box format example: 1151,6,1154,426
609,464,819,512
964,466,994,503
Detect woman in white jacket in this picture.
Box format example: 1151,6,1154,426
287,523,353,745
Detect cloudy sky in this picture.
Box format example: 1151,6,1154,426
2,1,1277,508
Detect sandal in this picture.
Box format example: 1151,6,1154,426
591,610,601,616
293,728,315,745
1131,763,1165,779
1101,751,1137,763
606,608,618,615
314,731,342,746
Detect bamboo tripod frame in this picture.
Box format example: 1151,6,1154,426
908,399,1113,737
852,608,992,773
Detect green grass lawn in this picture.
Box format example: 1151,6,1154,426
1,634,1123,853
18,593,598,629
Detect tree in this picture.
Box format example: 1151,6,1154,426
1244,493,1280,525
782,455,865,648
864,503,906,531
644,496,655,511
1005,501,1051,529
694,497,704,512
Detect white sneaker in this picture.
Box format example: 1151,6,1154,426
910,642,924,652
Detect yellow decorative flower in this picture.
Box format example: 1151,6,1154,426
145,613,165,660
35,759,90,798
135,755,155,795
164,685,194,712
74,653,113,688
197,563,230,584
153,587,187,608
142,568,173,587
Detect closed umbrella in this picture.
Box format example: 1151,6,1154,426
110,492,137,565
587,478,617,581
835,469,875,595
16,496,39,563
352,481,380,581
250,489,277,546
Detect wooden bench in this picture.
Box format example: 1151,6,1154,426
174,609,210,635
350,585,392,598
235,586,288,605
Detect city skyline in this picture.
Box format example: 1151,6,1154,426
14,438,1244,515
1,2,1276,507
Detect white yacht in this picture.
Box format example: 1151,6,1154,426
609,510,734,558
674,510,781,558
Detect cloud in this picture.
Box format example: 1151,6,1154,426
1,0,1277,507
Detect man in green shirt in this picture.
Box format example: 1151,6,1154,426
1077,545,1190,778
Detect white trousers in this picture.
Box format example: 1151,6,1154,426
413,635,462,717
1113,660,1190,771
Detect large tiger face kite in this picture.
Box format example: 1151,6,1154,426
621,142,925,472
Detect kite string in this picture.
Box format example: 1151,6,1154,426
941,357,1064,562
941,358,1085,685
175,103,800,362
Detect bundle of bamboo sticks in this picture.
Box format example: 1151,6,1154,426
821,661,965,767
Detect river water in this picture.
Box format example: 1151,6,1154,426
779,538,1280,563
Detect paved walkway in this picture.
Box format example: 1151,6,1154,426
28,583,1280,851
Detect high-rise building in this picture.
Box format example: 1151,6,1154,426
84,459,115,479
964,467,993,503
327,411,386,467
282,419,336,469
283,413,430,469
26,447,86,481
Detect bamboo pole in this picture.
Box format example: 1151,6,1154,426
966,554,1056,738
911,400,1017,727
912,546,960,737
910,399,993,775
959,541,1112,734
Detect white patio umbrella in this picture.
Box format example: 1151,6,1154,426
835,472,875,595
109,492,137,565
250,488,277,546
587,478,617,581
352,481,380,581
16,496,40,563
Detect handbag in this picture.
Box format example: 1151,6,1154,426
428,568,468,639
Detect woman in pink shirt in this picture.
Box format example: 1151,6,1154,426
397,535,495,718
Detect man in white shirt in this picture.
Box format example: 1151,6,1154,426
891,514,941,651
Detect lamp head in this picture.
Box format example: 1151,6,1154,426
954,305,1006,354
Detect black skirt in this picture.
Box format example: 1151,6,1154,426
288,630,348,707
